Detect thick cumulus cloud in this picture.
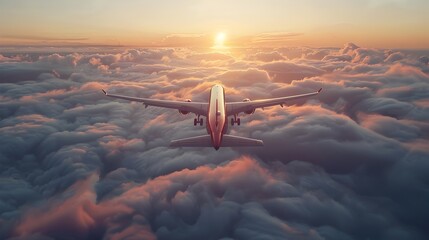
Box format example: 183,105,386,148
1,43,429,240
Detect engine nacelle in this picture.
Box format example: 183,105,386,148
243,98,255,114
179,99,192,115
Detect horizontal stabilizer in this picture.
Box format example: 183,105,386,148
222,134,264,147
170,135,212,147
170,134,264,148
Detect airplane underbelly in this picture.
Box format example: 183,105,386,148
208,85,226,148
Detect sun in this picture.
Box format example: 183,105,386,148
214,32,226,49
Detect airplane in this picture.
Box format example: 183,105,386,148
102,84,322,150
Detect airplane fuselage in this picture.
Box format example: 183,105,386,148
207,84,226,150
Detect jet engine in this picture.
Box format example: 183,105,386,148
178,99,192,115
243,98,255,114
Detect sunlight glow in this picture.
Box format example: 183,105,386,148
0,1,428,48
214,32,227,49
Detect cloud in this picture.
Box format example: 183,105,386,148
0,34,89,41
216,68,271,87
260,62,326,83
1,44,429,240
322,54,353,62
304,50,331,61
419,56,429,65
245,51,286,62
247,106,405,173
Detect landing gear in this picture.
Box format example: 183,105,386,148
231,115,240,126
194,115,203,126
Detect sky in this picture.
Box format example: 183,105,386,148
1,0,429,48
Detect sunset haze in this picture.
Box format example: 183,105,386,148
1,0,429,48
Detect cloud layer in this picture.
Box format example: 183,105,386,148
1,43,429,239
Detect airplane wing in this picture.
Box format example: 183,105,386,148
170,134,264,147
226,88,322,116
102,89,208,116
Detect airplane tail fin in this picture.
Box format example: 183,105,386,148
170,134,263,148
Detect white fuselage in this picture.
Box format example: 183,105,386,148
207,84,226,150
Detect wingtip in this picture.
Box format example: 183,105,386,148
101,89,107,95
318,88,322,93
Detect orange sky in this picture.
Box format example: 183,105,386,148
1,0,429,48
